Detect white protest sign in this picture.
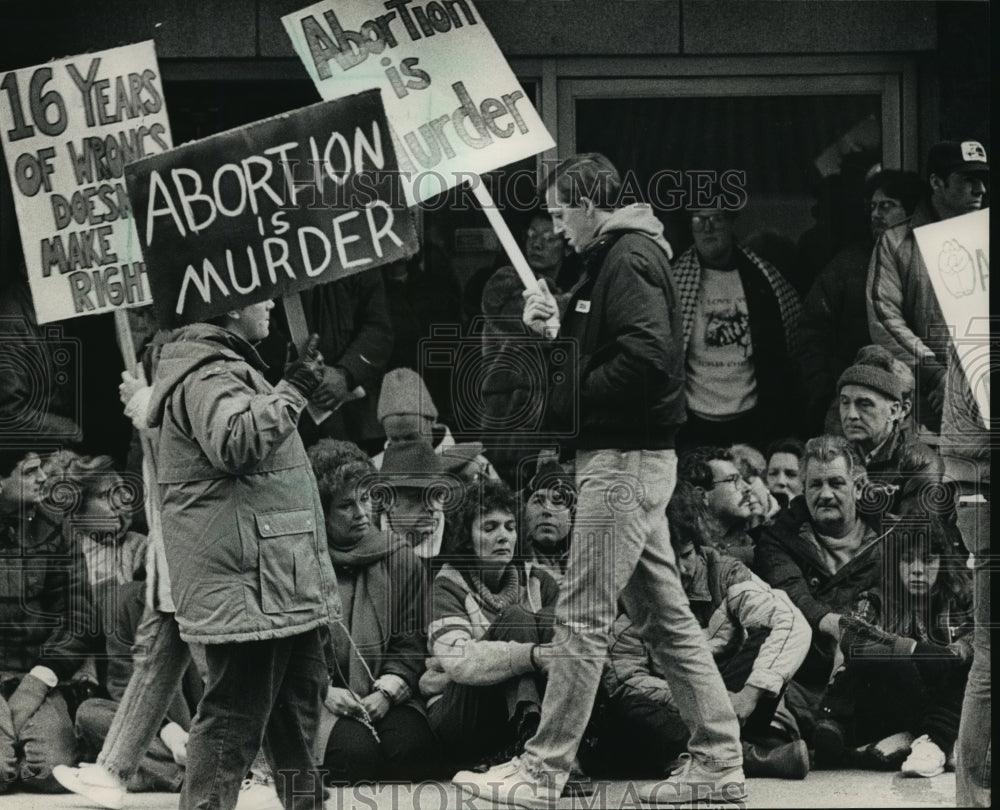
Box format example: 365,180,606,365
914,208,990,424
282,0,555,205
0,41,172,324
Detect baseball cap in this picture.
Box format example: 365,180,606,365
927,140,989,179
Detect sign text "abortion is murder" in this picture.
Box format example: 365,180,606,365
284,0,555,204
126,89,416,327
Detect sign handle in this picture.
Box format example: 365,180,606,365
114,310,140,378
281,294,363,425
468,179,559,339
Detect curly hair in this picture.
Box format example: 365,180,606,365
449,478,518,559
884,517,971,604
678,446,734,490
307,439,375,508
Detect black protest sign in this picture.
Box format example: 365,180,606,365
125,89,416,327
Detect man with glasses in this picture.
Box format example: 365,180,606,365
678,447,756,565
673,203,803,452
800,170,923,434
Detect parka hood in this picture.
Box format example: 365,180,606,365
146,323,267,428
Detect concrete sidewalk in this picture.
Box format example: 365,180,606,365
0,770,957,809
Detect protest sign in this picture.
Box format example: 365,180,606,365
125,89,417,328
914,208,990,424
0,41,172,324
282,0,555,205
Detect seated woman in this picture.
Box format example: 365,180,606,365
815,517,973,776
421,478,559,772
307,439,439,785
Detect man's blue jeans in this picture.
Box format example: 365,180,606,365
521,449,742,784
956,494,990,807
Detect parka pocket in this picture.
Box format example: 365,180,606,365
255,509,324,614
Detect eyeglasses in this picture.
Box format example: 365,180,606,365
868,199,904,214
711,474,743,489
526,229,562,246
691,213,729,232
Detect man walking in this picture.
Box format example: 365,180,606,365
455,154,744,808
146,299,340,810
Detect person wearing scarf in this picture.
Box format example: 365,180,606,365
421,479,559,773
307,439,438,785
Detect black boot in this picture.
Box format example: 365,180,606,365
742,740,810,779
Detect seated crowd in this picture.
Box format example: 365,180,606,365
0,340,969,805
0,142,986,806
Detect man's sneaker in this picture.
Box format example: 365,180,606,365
236,775,283,810
453,756,562,810
52,763,126,810
638,753,747,805
901,735,946,778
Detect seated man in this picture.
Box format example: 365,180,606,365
377,438,470,561
372,367,497,482
753,436,885,741
838,344,943,513
1,449,98,794
520,460,576,584
589,481,811,780
679,447,756,565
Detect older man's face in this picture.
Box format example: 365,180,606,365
804,456,859,537
839,384,900,449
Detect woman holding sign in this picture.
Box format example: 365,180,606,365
145,299,338,810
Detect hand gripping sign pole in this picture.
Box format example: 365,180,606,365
467,181,559,339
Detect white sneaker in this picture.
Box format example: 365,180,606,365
453,756,562,810
638,753,747,805
52,763,126,810
236,776,283,810
901,735,946,778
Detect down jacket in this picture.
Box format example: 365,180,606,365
754,499,887,689
605,547,810,704
147,324,340,644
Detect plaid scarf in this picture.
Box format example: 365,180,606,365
672,244,802,355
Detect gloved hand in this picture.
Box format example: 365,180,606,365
311,366,352,410
838,616,915,661
283,334,325,399
7,673,50,735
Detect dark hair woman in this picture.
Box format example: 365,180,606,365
816,517,973,776
421,478,559,772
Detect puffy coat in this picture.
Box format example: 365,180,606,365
605,547,810,704
147,324,340,644
866,200,949,425
754,498,887,689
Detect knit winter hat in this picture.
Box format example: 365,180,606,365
377,368,438,422
837,345,904,401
